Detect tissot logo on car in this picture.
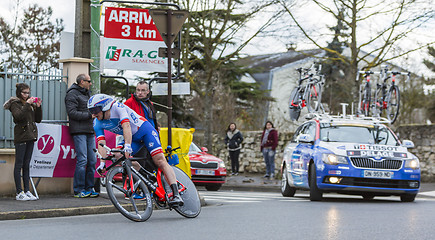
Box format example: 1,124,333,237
353,144,399,151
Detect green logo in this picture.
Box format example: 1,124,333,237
106,46,117,59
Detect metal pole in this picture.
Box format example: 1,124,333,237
90,0,101,93
167,9,173,147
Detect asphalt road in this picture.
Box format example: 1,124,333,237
1,190,435,240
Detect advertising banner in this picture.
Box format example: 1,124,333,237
102,7,168,72
30,123,116,178
30,123,63,177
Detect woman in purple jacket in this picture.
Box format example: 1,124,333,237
260,121,278,179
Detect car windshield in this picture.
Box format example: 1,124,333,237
189,142,202,153
319,124,399,146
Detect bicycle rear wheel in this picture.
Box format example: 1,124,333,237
289,88,302,121
161,166,201,218
385,85,400,123
105,166,153,222
306,82,322,113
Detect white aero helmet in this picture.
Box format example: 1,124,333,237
88,94,116,115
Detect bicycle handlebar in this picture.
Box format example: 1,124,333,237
97,143,125,160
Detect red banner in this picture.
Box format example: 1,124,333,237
104,7,163,42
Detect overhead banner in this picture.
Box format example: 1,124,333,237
102,7,168,72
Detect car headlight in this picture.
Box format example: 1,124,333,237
405,158,420,169
322,154,348,165
219,161,225,168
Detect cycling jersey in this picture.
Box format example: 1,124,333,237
93,101,163,157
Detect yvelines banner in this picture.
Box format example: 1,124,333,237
30,124,116,178
101,7,168,72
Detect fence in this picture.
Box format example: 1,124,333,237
0,65,68,148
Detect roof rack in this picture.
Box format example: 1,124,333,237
303,103,391,124
305,113,391,124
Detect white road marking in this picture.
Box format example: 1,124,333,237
418,191,435,197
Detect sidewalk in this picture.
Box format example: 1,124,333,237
1,173,434,221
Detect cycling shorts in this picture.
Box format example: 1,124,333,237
129,120,163,157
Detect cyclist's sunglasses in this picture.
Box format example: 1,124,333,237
89,106,103,115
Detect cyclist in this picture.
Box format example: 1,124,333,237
88,94,183,206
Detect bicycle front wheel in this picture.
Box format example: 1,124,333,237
105,166,153,222
386,85,400,123
306,83,322,113
289,88,302,121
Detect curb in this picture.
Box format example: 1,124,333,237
0,195,207,221
0,205,118,221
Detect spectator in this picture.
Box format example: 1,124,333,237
260,121,278,179
65,74,98,198
3,83,42,201
224,123,243,175
124,81,158,169
124,81,158,129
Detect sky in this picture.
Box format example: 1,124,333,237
1,0,434,78
1,0,76,32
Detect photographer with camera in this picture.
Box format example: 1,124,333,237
3,83,42,201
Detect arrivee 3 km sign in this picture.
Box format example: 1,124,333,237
102,7,168,72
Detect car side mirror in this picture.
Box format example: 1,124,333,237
297,134,314,143
402,140,415,149
201,147,208,152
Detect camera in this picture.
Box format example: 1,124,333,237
33,97,39,103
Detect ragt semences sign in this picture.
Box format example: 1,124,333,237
102,7,167,72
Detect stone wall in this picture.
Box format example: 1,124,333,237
202,124,435,182
395,124,435,182
208,131,294,175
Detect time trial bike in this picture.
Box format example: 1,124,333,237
98,144,201,222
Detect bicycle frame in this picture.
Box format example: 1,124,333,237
102,151,184,207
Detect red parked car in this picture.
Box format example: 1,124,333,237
189,142,227,191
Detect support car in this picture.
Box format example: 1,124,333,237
281,114,420,202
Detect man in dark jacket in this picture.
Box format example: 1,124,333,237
65,74,98,198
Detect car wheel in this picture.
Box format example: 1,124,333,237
400,193,416,202
205,184,222,191
309,164,323,201
281,166,296,197
362,193,375,200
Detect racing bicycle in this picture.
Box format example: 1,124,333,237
357,70,376,117
289,64,324,121
357,67,409,123
373,66,409,124
98,145,201,222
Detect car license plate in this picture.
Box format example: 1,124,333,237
196,169,215,175
363,170,393,179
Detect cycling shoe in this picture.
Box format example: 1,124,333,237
169,195,184,207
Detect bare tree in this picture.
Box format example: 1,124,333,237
0,3,64,72
175,0,282,151
280,0,435,90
